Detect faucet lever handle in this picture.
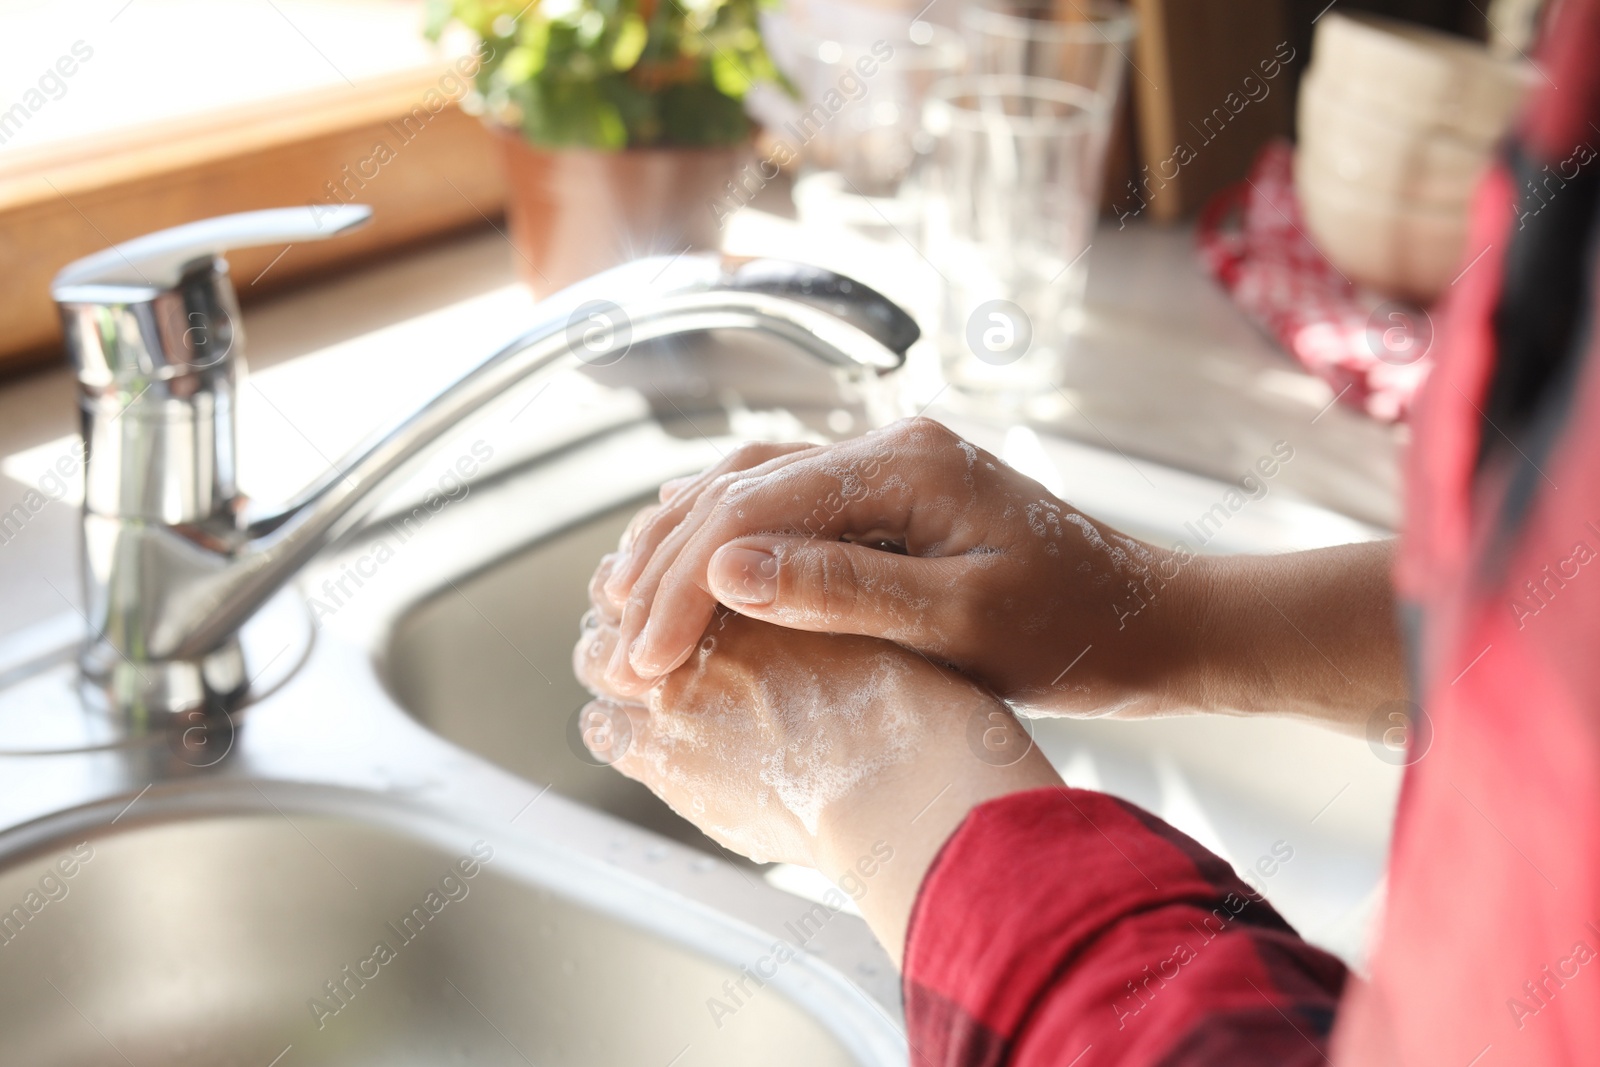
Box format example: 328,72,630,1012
55,205,373,532
52,204,372,295
726,259,919,366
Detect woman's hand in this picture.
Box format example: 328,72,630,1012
575,554,1062,961
600,417,1208,718
599,418,1407,728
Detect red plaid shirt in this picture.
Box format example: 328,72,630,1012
902,3,1600,1063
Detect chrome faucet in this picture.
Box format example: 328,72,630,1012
52,206,915,731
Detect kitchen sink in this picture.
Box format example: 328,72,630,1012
0,385,909,1065
0,782,894,1066
388,500,717,858
380,410,1403,967
0,317,1400,1067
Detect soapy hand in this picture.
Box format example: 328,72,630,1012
575,581,990,867
576,556,1062,960
601,417,1209,718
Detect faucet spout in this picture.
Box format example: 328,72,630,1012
170,254,911,662
53,227,915,729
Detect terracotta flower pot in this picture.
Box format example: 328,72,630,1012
495,129,751,297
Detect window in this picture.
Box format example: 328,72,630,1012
0,0,507,374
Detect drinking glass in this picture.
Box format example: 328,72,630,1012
962,0,1136,99
789,23,967,234
921,75,1100,396
961,0,1135,210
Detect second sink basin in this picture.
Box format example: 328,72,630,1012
0,782,897,1066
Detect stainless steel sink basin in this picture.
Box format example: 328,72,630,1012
0,394,907,1065
0,336,910,1066
0,782,898,1066
388,501,722,858
380,412,1404,968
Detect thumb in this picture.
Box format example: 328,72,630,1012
707,536,972,646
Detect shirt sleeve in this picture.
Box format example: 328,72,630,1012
901,787,1348,1067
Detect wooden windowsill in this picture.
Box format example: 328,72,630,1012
0,65,509,376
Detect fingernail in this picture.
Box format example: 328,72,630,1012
604,564,631,600
626,620,653,672
711,547,778,606
606,639,632,685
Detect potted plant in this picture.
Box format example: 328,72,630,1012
426,0,785,294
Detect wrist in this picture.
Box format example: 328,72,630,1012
1099,542,1220,715
1155,548,1223,711
1150,550,1293,715
813,695,1062,966
1175,544,1403,724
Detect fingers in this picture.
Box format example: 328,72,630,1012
573,611,623,697
657,476,694,503
584,697,776,863
688,536,974,654
575,611,656,701
617,433,927,680
573,614,656,775
587,553,624,623
602,445,824,692
618,504,663,558
604,442,819,606
609,418,983,685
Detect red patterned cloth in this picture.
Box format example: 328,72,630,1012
1196,141,1434,422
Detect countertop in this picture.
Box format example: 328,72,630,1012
0,209,1403,648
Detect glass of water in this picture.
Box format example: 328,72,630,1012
921,75,1100,396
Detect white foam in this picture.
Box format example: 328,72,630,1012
643,643,922,839
1063,510,1135,570
955,439,979,487
1024,500,1064,539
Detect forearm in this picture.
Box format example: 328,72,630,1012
1165,540,1407,728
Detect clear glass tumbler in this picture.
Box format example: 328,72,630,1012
961,0,1136,100
921,75,1100,396
961,0,1135,212
789,23,967,235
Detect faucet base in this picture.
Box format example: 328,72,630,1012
80,638,249,724
0,590,314,757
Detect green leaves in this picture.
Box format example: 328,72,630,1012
429,0,783,149
610,14,648,69
658,82,750,146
